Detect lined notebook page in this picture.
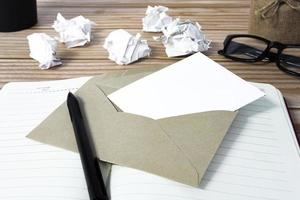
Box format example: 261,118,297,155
109,83,300,200
0,77,90,200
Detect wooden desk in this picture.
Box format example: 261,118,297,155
0,0,299,139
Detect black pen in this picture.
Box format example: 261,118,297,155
67,92,108,200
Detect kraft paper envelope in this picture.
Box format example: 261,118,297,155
27,68,237,187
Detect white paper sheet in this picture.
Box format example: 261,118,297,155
27,33,62,69
53,13,94,48
157,18,211,57
142,5,172,32
103,29,151,65
108,52,265,119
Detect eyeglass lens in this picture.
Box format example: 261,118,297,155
279,47,300,74
225,37,268,60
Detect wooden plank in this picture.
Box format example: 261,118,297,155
31,7,250,30
37,0,250,8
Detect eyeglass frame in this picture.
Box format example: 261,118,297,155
218,34,300,77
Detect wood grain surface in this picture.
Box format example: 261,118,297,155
1,0,299,138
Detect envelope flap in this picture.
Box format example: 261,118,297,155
158,111,237,184
95,67,162,93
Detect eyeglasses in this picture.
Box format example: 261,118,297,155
218,34,300,77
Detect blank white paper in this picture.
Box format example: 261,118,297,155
108,52,265,119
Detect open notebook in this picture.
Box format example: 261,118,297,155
0,78,299,200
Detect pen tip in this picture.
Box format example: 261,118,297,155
67,92,74,99
67,92,77,106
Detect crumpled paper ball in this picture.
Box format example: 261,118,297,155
53,13,94,48
103,29,151,65
157,18,211,57
142,5,172,32
27,33,62,69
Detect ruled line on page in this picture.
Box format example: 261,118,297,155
1,196,87,200
0,185,88,190
0,157,80,161
237,113,271,120
230,125,274,133
233,119,272,127
0,143,47,148
228,131,278,140
0,167,83,171
214,153,283,164
210,160,285,173
221,138,279,148
204,170,288,183
218,146,280,155
111,193,206,200
110,183,283,200
2,88,80,95
110,185,285,200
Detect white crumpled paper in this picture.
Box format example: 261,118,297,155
53,13,94,48
27,33,62,69
103,29,151,65
142,5,172,32
157,18,211,57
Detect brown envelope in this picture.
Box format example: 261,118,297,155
27,68,237,187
